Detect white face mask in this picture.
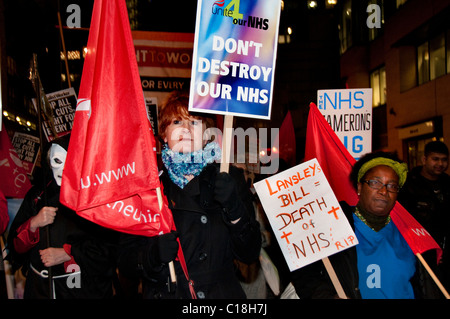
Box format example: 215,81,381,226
49,144,67,186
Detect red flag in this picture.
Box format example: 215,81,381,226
276,111,296,167
0,124,32,198
60,0,172,236
390,202,442,262
305,102,442,263
1,190,8,234
304,103,358,206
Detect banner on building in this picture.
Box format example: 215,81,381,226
133,31,194,123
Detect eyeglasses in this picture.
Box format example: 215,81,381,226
362,179,400,193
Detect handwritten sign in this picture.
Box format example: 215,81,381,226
189,0,281,119
317,89,372,160
254,158,358,271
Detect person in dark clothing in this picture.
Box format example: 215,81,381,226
398,141,450,291
291,151,435,299
7,135,119,299
117,90,261,299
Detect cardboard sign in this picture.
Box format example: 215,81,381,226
189,0,281,119
254,158,358,271
317,89,372,160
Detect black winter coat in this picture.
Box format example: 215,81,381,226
7,180,120,299
118,164,261,299
398,166,450,254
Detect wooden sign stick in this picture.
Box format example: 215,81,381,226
416,253,450,299
220,115,234,173
322,257,348,299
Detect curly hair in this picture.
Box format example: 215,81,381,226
158,90,216,141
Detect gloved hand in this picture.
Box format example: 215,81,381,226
214,172,243,221
156,231,179,264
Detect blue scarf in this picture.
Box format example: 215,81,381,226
161,142,222,189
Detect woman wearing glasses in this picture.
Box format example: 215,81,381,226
291,151,431,299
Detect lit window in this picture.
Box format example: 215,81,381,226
447,31,450,74
370,66,386,108
430,34,445,80
417,33,447,85
417,41,429,85
339,0,353,54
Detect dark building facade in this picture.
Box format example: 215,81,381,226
338,0,450,168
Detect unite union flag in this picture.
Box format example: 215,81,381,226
60,0,173,237
304,102,442,264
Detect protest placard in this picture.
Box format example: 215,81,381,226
317,89,372,160
189,0,281,119
145,97,158,137
11,132,40,175
33,87,77,141
254,158,358,271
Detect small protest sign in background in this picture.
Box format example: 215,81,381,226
11,132,40,175
33,87,77,141
317,88,372,160
254,158,358,271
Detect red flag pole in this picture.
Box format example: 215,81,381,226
57,11,71,88
156,187,176,283
416,253,450,299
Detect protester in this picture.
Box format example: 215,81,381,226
117,90,261,299
398,140,450,291
291,151,433,299
6,135,119,299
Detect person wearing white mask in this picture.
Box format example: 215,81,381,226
7,134,119,299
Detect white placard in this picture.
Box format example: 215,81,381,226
254,158,358,271
317,88,372,160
